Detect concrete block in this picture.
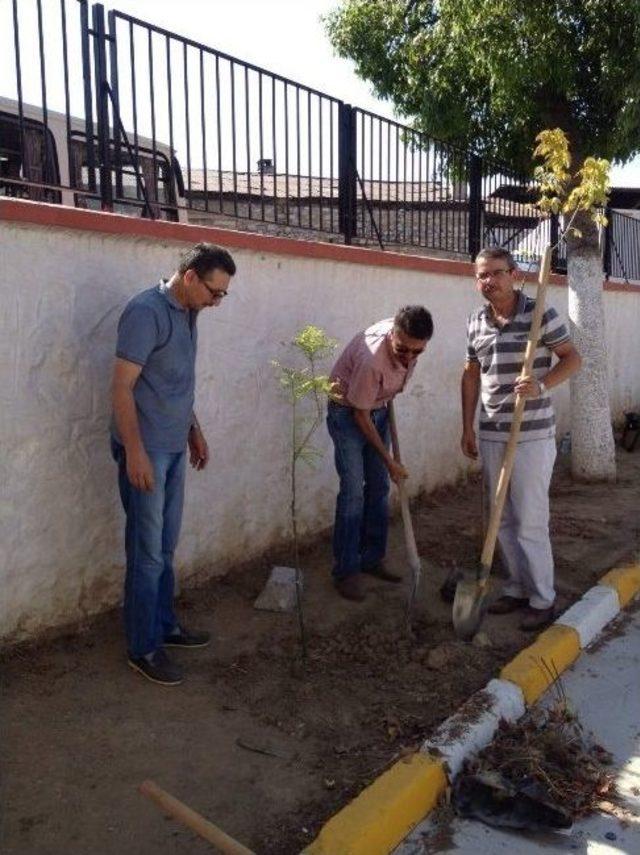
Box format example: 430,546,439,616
600,563,640,607
421,678,525,780
253,566,301,612
501,625,581,705
557,584,620,648
304,753,446,855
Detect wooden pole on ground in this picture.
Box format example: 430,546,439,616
139,779,256,855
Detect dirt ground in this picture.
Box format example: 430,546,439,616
2,449,639,855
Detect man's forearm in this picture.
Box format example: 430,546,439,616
112,385,145,452
542,350,582,389
353,408,393,465
461,370,480,432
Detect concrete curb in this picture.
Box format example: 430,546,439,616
303,561,640,855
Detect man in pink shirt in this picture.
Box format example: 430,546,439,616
327,306,434,601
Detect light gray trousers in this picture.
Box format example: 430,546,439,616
480,437,557,610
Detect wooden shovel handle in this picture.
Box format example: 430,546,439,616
388,400,421,572
139,779,255,854
480,246,553,569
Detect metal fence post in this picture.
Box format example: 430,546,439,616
79,0,97,194
107,10,123,199
92,3,113,211
338,103,357,244
603,205,612,279
468,154,482,259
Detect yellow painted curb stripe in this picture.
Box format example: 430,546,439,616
305,562,639,855
600,563,640,608
304,754,447,855
500,624,581,706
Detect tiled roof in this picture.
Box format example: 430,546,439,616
184,169,539,218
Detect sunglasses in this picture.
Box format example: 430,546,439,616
393,342,426,356
199,276,228,299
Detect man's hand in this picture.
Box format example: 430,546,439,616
514,374,543,399
188,425,209,471
388,459,409,483
126,446,155,492
461,428,478,459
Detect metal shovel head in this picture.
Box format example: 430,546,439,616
452,567,489,641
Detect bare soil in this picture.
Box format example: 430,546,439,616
2,450,639,855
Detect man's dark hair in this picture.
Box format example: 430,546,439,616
394,305,434,340
178,242,236,278
475,246,517,269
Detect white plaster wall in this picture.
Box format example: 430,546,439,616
1,220,639,642
603,289,640,417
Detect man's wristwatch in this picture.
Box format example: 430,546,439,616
538,380,547,397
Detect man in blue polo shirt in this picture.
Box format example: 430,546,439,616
111,242,236,685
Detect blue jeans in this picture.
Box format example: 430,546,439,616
111,439,186,658
326,402,391,579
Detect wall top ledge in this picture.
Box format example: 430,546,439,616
4,197,636,292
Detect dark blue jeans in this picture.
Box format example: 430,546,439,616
326,402,391,579
111,439,186,658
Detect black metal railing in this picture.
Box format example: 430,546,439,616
348,113,565,269
350,108,473,254
105,8,344,232
1,0,94,205
605,209,640,283
1,0,638,279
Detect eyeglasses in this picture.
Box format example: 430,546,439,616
199,276,228,299
475,268,512,281
393,342,426,356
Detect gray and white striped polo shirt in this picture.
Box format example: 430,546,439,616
466,291,570,442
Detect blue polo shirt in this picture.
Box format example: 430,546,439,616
111,281,198,453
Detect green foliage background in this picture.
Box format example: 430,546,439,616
326,0,640,172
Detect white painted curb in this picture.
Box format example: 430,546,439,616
308,567,640,855
419,578,630,784
556,584,620,648
421,678,525,779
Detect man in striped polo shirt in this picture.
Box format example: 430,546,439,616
461,247,581,631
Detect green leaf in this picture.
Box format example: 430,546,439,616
326,1,640,171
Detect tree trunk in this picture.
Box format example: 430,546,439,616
565,209,616,481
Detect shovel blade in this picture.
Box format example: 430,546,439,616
452,571,489,641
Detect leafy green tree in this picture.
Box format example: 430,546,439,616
327,0,640,480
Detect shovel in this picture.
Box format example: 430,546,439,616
453,246,553,640
388,399,423,624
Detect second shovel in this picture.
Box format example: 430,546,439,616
388,400,423,625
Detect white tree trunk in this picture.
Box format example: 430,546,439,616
566,240,616,481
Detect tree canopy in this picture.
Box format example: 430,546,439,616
325,0,640,171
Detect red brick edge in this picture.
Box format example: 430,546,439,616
2,197,638,293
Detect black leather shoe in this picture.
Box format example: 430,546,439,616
334,574,367,601
520,606,555,632
128,649,184,686
163,626,211,648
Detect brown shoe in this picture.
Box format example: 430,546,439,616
520,606,555,632
362,562,402,583
488,596,529,615
334,574,367,602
